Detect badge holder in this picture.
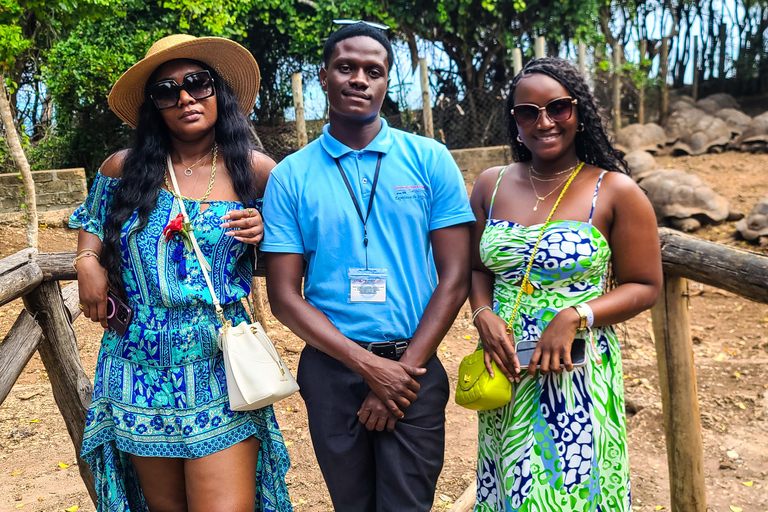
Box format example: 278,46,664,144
348,268,387,303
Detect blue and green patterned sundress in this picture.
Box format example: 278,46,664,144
70,172,292,512
475,167,631,511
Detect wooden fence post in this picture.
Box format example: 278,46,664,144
23,281,97,506
650,274,707,512
513,48,523,76
578,41,586,76
638,39,647,124
419,57,434,139
535,36,545,59
718,23,727,87
660,36,670,125
612,44,623,133
692,35,699,101
291,73,308,148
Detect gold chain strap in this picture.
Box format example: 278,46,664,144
505,162,585,335
164,142,218,201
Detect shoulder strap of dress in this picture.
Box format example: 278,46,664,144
487,166,507,220
588,170,609,224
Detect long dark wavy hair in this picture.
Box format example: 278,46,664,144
507,57,629,175
101,60,261,294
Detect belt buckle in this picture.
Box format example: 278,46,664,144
371,342,397,360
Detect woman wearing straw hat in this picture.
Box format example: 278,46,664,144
69,35,292,511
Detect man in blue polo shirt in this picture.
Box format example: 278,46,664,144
261,22,475,511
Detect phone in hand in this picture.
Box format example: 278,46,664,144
106,290,133,337
515,338,587,369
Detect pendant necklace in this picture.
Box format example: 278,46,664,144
179,145,214,176
528,162,581,212
165,142,218,201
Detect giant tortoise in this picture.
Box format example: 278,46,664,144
736,198,768,246
641,169,741,232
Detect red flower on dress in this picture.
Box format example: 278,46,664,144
163,213,185,242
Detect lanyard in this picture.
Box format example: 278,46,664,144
334,153,383,269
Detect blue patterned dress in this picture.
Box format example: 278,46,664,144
70,172,292,512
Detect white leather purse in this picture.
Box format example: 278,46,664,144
166,155,299,411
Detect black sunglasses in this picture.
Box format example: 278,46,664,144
511,97,578,127
148,70,215,110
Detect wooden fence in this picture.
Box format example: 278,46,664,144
1,228,767,510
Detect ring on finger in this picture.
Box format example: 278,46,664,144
78,303,84,310
247,207,254,217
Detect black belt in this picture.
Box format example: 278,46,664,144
354,339,411,360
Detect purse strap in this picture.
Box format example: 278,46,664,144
166,154,229,327
505,162,584,335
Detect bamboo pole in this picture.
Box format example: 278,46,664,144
650,275,707,512
452,480,477,511
535,36,545,59
419,58,434,139
513,48,523,76
692,35,700,101
612,44,623,133
578,41,587,76
291,73,308,148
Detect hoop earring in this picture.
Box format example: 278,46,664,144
578,123,585,132
516,134,523,143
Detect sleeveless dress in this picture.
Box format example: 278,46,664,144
70,172,292,512
474,167,631,511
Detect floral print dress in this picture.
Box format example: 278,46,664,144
474,167,631,511
70,172,292,512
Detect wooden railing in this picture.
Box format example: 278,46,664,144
1,229,767,511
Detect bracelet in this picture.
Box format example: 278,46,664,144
472,305,493,324
72,250,100,270
572,302,594,330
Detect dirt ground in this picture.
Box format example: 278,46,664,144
0,151,767,512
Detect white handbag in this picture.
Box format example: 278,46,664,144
166,155,299,411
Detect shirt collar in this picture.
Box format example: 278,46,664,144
319,118,393,159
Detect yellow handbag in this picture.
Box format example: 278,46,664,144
455,349,512,410
455,163,584,411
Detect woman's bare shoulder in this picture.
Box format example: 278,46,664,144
99,149,131,178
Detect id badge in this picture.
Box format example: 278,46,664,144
348,268,387,303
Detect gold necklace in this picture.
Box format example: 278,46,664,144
528,164,576,212
165,142,218,201
529,161,579,178
179,146,214,176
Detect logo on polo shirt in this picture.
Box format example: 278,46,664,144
394,185,428,201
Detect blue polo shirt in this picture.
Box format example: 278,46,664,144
261,119,475,342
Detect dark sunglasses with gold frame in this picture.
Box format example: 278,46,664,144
511,97,578,128
148,70,216,110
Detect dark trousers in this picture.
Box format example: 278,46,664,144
297,345,449,512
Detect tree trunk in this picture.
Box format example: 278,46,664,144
0,73,38,249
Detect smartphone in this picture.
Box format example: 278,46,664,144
515,338,587,369
106,290,133,337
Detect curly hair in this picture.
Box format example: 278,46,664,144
100,61,261,295
507,57,628,175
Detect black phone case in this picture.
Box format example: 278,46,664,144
106,291,133,337
515,338,587,368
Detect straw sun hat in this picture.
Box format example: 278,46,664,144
108,34,261,129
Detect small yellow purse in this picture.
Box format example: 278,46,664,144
455,349,512,410
455,163,584,411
